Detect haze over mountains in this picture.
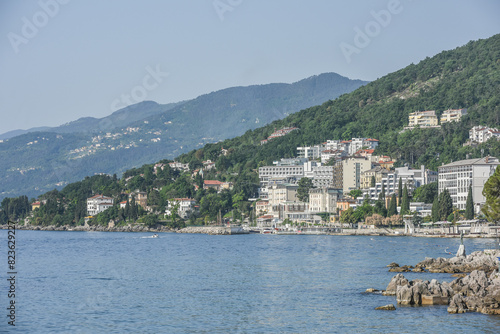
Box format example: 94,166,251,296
0,73,367,200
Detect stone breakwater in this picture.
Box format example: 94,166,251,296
0,224,175,233
369,250,500,315
177,226,248,235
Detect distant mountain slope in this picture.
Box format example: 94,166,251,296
0,72,367,200
0,101,183,140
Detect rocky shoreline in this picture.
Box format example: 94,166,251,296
0,224,249,235
369,249,500,315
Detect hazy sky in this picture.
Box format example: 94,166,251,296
0,0,499,134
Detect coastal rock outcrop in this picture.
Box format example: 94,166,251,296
383,273,408,296
384,269,500,314
413,250,500,274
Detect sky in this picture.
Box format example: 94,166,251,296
0,0,499,135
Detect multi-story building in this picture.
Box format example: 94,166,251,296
440,108,467,123
360,166,389,189
349,138,379,156
129,191,148,209
438,156,500,213
311,166,334,187
267,184,300,217
297,145,322,160
469,126,500,144
339,157,373,193
256,200,270,216
408,110,439,128
258,165,304,187
166,198,197,218
87,194,114,216
308,188,343,213
361,165,437,201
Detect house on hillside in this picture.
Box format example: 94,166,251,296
166,198,197,218
129,191,148,209
87,194,114,216
203,180,232,192
405,110,440,129
440,108,467,123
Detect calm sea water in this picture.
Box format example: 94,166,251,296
1,230,500,333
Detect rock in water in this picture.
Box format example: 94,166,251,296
384,274,409,296
375,304,396,310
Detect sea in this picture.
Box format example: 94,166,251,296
1,230,500,333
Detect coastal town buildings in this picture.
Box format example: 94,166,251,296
87,194,114,216
438,156,500,213
361,165,437,200
440,108,467,123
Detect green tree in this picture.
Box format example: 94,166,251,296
465,185,474,220
142,214,159,228
340,207,358,225
431,196,439,222
297,177,314,202
412,182,438,203
438,189,453,221
400,184,410,216
398,177,403,204
482,166,500,223
370,176,376,187
349,189,362,199
387,194,397,216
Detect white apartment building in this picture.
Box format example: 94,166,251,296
320,149,346,164
349,138,379,156
438,156,500,213
87,194,114,216
312,166,334,187
308,188,343,213
469,126,500,144
297,145,322,159
440,108,467,123
259,165,304,185
166,198,197,218
361,165,437,200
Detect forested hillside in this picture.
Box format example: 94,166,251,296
178,34,500,172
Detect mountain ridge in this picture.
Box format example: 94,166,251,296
0,72,367,200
